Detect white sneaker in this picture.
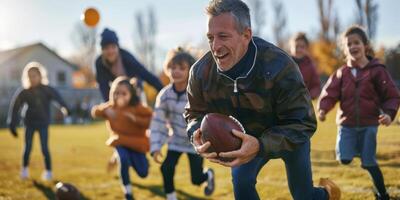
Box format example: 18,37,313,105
166,192,177,200
204,168,215,196
20,167,29,180
41,170,53,181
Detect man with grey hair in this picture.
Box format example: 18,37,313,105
184,0,341,199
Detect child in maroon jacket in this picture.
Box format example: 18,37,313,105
290,32,321,99
318,25,400,200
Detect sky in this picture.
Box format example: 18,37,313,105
0,0,399,71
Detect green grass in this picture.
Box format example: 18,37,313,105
0,106,399,200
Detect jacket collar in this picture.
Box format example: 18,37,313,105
215,38,258,81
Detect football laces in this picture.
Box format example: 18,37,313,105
229,116,246,134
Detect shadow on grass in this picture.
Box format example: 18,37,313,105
132,182,210,200
32,180,91,200
32,180,56,200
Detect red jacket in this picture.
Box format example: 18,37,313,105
318,58,400,126
293,56,321,99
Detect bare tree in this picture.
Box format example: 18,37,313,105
70,22,97,69
247,0,266,37
317,0,334,41
333,11,341,40
354,0,378,39
69,22,98,87
355,0,364,25
272,0,288,49
133,6,158,72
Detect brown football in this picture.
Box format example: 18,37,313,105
55,182,81,200
200,113,244,162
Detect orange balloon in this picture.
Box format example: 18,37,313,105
81,7,100,27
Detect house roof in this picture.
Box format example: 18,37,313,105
0,42,78,70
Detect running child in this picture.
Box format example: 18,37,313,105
91,76,152,200
289,32,321,99
150,47,215,200
318,25,400,200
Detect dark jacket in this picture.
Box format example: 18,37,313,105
184,37,317,156
7,85,70,127
318,58,400,126
95,48,163,101
293,56,321,99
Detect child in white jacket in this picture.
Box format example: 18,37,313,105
150,47,215,200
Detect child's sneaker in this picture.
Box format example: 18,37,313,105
41,170,53,181
20,167,29,180
375,192,390,200
124,193,134,200
166,192,177,200
204,168,215,196
319,178,341,200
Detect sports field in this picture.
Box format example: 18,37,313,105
1,106,399,200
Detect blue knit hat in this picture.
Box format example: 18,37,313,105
101,28,119,48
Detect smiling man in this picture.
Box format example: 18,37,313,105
184,0,340,199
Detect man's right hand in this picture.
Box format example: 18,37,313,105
192,129,218,160
9,126,18,138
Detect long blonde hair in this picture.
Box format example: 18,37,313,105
21,61,49,89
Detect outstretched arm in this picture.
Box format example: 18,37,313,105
7,88,24,137
126,53,163,91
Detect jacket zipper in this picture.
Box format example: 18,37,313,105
355,81,360,126
233,79,241,116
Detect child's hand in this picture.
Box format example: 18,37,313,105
152,151,163,164
104,108,116,119
318,110,326,121
60,107,69,117
378,114,392,126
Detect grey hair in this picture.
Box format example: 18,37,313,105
206,0,251,33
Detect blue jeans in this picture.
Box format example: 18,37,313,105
336,125,378,167
115,146,149,185
23,125,51,170
231,141,328,200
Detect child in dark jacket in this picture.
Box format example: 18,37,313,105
318,25,400,200
7,61,70,181
289,32,321,99
91,76,152,200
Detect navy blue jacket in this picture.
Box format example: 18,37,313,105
95,48,163,101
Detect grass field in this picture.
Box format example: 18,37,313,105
0,106,399,200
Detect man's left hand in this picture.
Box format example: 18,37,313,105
216,129,260,167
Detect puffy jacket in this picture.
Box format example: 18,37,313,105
318,58,400,126
293,56,321,99
92,102,152,153
150,84,196,154
184,37,317,156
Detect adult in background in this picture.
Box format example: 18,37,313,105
95,28,163,102
184,0,340,199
